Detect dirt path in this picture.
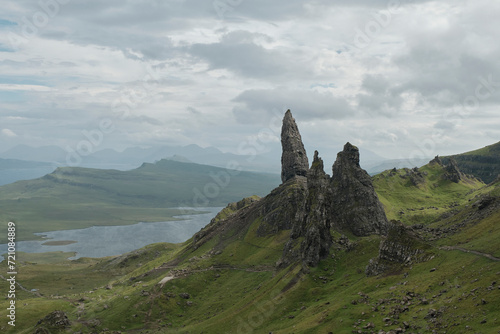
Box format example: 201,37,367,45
0,274,41,296
440,246,500,262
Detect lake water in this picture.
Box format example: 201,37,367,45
0,207,222,261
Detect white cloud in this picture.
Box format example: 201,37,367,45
1,129,17,137
0,84,52,91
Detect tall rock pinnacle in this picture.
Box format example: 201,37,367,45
281,110,309,183
330,142,389,236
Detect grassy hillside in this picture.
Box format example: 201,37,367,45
0,160,280,242
3,196,499,333
1,157,499,333
443,141,500,183
373,162,484,225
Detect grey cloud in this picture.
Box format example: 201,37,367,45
361,74,390,95
355,1,500,116
119,115,163,126
356,93,404,117
434,120,456,130
232,88,355,124
187,106,202,115
189,31,311,80
217,0,431,21
389,5,500,108
356,74,404,116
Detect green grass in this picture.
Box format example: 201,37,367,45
15,251,77,264
373,163,484,225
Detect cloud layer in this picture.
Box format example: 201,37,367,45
0,0,499,162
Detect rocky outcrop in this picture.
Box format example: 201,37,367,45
34,310,71,333
279,115,389,266
429,155,443,166
281,110,309,183
443,158,464,183
190,110,391,268
330,143,389,236
282,151,333,266
366,221,433,276
406,167,427,187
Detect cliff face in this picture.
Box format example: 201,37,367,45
330,142,389,236
281,110,309,183
366,221,433,276
193,110,390,268
281,151,333,267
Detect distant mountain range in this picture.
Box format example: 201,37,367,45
0,159,281,242
3,140,500,186
0,144,280,171
0,143,428,185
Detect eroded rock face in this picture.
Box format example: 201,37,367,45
34,310,71,333
302,151,333,266
444,158,464,183
330,142,389,236
190,111,391,268
282,151,333,267
366,221,433,276
430,155,443,166
279,116,390,266
281,110,309,183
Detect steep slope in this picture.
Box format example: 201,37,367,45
373,158,484,225
443,141,500,183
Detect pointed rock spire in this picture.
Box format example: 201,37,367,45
281,110,309,183
330,142,389,236
444,158,464,183
336,142,361,168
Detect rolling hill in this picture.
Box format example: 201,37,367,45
0,159,280,242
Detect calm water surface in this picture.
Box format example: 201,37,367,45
0,207,221,260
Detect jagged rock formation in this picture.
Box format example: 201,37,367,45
281,151,333,266
330,143,389,236
429,155,443,166
34,310,71,333
443,158,465,183
405,167,427,186
366,221,433,276
281,110,309,183
191,110,390,268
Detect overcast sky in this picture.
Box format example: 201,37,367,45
1,0,499,164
